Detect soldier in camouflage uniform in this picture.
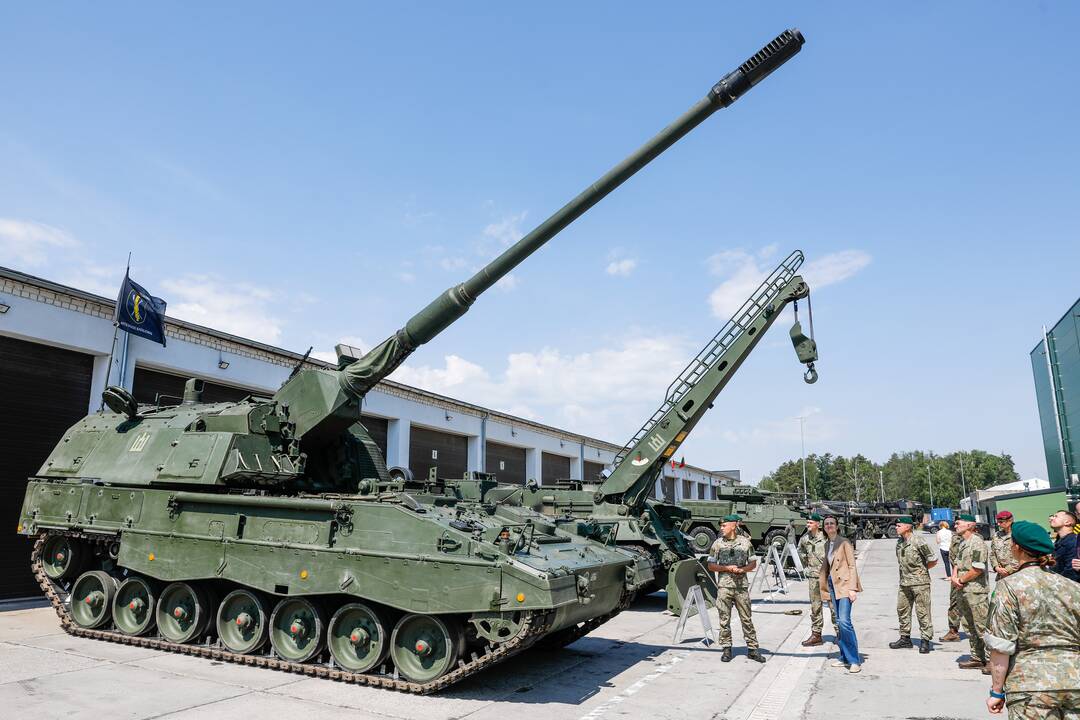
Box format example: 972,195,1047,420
708,513,765,663
889,515,937,653
953,513,991,671
984,520,1080,719
992,510,1021,580
941,528,963,642
798,513,834,646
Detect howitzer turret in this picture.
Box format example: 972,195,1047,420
18,28,805,691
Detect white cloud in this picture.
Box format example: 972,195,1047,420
439,257,468,271
391,333,692,440
0,218,78,268
802,250,872,288
495,273,519,292
482,212,527,248
605,258,638,277
162,275,284,345
397,271,416,283
708,247,870,319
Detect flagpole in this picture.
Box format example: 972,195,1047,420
99,253,132,411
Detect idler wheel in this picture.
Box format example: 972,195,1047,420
70,570,118,629
42,536,86,581
327,602,389,673
112,576,159,636
390,614,461,683
216,588,270,654
269,597,325,663
156,582,214,643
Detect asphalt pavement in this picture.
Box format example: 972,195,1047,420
0,538,994,719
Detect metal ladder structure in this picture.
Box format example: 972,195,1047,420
612,250,805,470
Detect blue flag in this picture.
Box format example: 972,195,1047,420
114,272,168,346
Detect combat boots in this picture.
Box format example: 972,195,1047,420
939,628,961,642
720,647,733,663
919,640,932,654
747,649,766,663
889,635,914,649
801,632,824,647
958,658,987,669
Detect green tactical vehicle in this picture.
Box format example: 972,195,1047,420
680,485,807,553
491,247,821,613
16,29,805,692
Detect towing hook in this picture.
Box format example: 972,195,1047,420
803,364,818,385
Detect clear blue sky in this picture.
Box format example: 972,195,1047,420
2,2,1077,484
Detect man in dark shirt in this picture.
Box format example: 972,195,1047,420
1049,510,1080,582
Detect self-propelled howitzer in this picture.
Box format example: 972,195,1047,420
17,28,805,692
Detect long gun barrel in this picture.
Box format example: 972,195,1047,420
276,29,804,444
339,29,804,398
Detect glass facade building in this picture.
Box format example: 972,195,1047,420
1031,297,1080,487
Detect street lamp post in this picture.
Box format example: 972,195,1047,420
927,462,935,507
958,451,968,497
879,469,885,503
797,416,808,502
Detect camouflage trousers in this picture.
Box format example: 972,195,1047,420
716,586,758,649
897,584,933,641
947,583,962,629
958,590,989,662
808,573,834,633
1006,690,1080,720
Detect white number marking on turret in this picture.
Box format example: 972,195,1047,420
129,433,151,452
647,434,665,453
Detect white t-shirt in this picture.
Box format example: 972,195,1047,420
936,527,952,551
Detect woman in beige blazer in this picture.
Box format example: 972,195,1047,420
819,516,862,672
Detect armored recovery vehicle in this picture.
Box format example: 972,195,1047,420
491,249,820,612
16,28,806,692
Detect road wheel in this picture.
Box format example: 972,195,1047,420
270,597,326,662
217,588,270,654
328,602,389,672
70,570,117,629
390,614,461,683
42,535,87,581
157,582,215,643
762,529,788,552
687,526,716,553
113,576,159,636
886,525,898,539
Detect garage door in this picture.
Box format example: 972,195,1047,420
583,460,605,484
409,426,467,482
132,367,256,407
486,441,525,485
360,415,389,461
541,452,571,485
0,335,93,599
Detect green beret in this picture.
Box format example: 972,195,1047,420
808,513,823,522
1010,521,1054,556
896,515,914,524
722,514,742,522
957,513,976,522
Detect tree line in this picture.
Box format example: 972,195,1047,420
758,450,1021,507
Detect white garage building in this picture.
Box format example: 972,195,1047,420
0,266,737,599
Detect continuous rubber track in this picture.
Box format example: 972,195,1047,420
32,531,624,694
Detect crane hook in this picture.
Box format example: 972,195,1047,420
804,364,818,384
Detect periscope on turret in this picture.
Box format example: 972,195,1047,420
17,28,804,691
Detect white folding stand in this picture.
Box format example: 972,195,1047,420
780,540,806,580
672,584,715,647
750,545,788,599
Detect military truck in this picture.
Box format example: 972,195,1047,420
680,485,807,553
16,28,806,692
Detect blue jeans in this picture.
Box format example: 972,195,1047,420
939,549,952,578
829,578,861,666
